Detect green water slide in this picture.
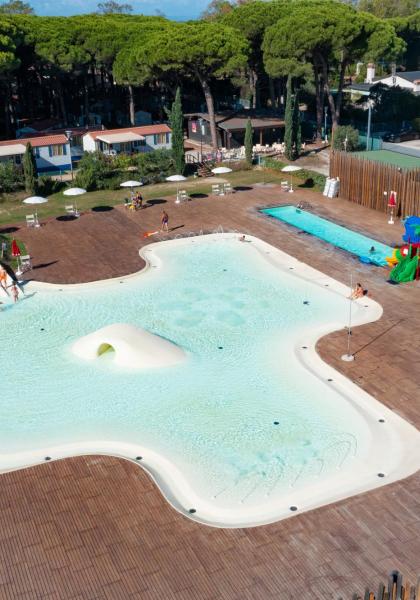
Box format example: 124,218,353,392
390,254,419,283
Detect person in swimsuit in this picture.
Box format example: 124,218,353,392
10,282,19,302
161,210,169,232
350,283,364,299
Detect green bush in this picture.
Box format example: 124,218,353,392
134,149,175,184
37,175,64,196
412,118,420,133
74,151,110,191
332,125,359,152
0,161,24,194
263,157,326,191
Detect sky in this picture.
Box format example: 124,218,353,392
29,0,208,19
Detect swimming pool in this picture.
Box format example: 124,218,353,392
262,205,394,266
1,235,419,527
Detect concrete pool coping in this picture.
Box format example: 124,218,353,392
2,233,420,528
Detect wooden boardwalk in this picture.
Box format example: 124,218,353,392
1,184,419,599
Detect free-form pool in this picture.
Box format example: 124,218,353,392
1,234,419,527
262,205,394,266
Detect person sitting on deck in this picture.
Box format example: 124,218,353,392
350,283,364,300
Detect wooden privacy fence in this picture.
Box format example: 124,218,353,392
346,571,420,600
330,151,420,217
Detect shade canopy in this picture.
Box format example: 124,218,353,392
11,239,21,257
281,165,302,173
63,187,87,196
211,167,233,175
166,175,187,182
97,132,145,144
120,180,143,188
23,196,48,205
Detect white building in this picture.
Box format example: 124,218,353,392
0,134,71,174
82,125,172,155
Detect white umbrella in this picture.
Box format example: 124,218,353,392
63,187,86,215
211,166,233,175
166,175,187,198
120,180,143,188
63,187,86,196
23,196,48,226
281,165,301,192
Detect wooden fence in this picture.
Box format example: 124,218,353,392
347,571,420,600
330,151,420,217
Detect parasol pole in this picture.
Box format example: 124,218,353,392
341,273,355,362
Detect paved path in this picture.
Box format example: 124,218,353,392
1,185,419,599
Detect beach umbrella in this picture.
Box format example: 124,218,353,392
281,165,301,193
11,239,22,276
387,190,397,225
120,180,143,188
23,196,48,225
166,175,187,197
211,166,233,175
63,187,86,196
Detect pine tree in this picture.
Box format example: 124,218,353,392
168,87,185,174
23,142,37,194
284,75,294,161
244,117,253,166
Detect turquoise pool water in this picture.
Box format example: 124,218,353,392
262,205,393,266
0,237,385,523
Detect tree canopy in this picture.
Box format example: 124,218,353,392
0,1,33,14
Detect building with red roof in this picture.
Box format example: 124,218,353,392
83,124,172,155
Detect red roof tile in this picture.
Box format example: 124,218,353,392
0,134,68,148
86,125,171,140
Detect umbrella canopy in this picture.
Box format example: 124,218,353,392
63,187,87,196
23,196,48,204
388,191,397,207
211,167,233,175
120,180,143,188
166,175,187,182
11,239,21,257
281,165,302,173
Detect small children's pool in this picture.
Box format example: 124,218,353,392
262,205,393,266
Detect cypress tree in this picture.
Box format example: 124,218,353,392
169,87,185,174
244,117,253,165
23,142,37,194
284,75,294,161
292,89,301,160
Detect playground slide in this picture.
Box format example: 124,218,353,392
390,254,419,283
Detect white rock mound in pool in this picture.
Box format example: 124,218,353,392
72,323,186,369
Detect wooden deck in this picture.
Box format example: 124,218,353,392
1,184,420,599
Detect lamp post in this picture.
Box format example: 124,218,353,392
65,129,74,181
366,99,373,151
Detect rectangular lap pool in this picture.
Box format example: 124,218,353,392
262,205,393,266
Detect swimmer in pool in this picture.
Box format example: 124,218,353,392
369,246,375,253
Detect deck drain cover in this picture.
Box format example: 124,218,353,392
45,456,51,461
289,506,298,512
188,508,196,514
273,421,279,425
135,456,143,461
379,419,385,423
327,378,333,382
302,346,307,349
377,473,385,478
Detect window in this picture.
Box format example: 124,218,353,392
48,145,67,157
34,147,40,158
153,133,168,145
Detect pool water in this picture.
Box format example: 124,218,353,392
0,236,417,526
262,205,393,266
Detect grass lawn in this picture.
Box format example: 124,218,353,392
354,150,420,170
0,168,319,228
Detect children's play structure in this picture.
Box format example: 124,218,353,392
386,216,420,283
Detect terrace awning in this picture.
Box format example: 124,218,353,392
96,132,145,144
0,144,26,157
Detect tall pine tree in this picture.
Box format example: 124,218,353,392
292,88,301,160
23,142,37,194
244,117,253,166
168,87,185,174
